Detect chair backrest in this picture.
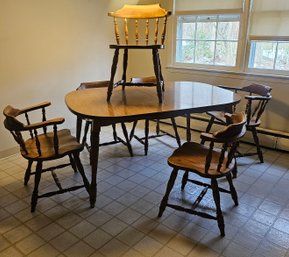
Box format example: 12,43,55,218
201,112,246,173
108,4,171,46
3,104,62,157
241,83,272,126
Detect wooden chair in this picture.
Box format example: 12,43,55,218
128,76,181,155
3,102,90,212
106,4,171,103
158,112,246,236
77,81,133,157
201,83,272,163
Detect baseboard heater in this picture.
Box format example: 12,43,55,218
155,114,289,152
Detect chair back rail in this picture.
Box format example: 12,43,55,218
109,4,171,46
202,112,246,174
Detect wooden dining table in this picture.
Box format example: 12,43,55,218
65,81,241,207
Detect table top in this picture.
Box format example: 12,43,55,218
65,81,240,123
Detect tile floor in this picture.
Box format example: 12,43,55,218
0,122,289,257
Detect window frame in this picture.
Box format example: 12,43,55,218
245,36,289,76
170,0,289,78
172,9,244,72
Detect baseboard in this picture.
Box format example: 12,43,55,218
0,146,19,159
159,115,289,152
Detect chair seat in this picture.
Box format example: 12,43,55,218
109,44,164,49
168,142,234,178
22,129,83,160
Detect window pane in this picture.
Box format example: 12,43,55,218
250,41,277,69
275,42,289,70
215,41,238,66
180,23,195,40
217,21,239,40
176,40,195,63
195,41,214,64
196,17,216,40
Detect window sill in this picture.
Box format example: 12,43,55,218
166,65,289,83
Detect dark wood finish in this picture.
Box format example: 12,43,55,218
158,112,246,236
202,83,272,163
65,81,241,208
107,4,171,103
76,81,133,157
3,103,90,212
128,77,181,155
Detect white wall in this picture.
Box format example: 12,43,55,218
0,0,134,156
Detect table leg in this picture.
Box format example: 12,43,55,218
89,121,101,208
76,116,82,142
186,113,191,142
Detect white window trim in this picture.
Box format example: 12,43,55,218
172,8,245,72
170,0,289,79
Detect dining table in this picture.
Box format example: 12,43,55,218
65,81,241,207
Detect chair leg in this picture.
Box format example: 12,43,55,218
82,120,91,151
226,172,238,206
158,168,178,217
232,160,238,178
152,48,163,103
211,178,225,236
112,124,118,141
31,161,42,213
171,118,181,147
69,154,78,173
201,116,215,145
144,119,149,155
155,119,160,135
120,122,134,157
24,160,33,185
73,152,90,194
251,127,264,163
181,170,189,190
129,121,138,141
122,48,128,91
107,48,119,101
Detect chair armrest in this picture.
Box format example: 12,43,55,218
25,118,65,130
200,132,225,143
245,95,272,101
218,85,243,91
19,102,51,114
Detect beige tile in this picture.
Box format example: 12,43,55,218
0,246,24,257
49,231,78,252
27,243,59,257
37,222,65,241
63,241,95,257
69,220,96,238
133,236,163,257
99,238,129,257
3,225,32,244
83,229,112,249
15,234,45,255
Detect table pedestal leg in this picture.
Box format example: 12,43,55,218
89,121,101,208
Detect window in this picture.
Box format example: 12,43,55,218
249,39,289,71
247,0,289,75
175,14,240,67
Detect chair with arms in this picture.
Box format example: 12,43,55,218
3,102,90,212
158,112,246,236
106,4,171,103
201,83,272,163
77,80,133,157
